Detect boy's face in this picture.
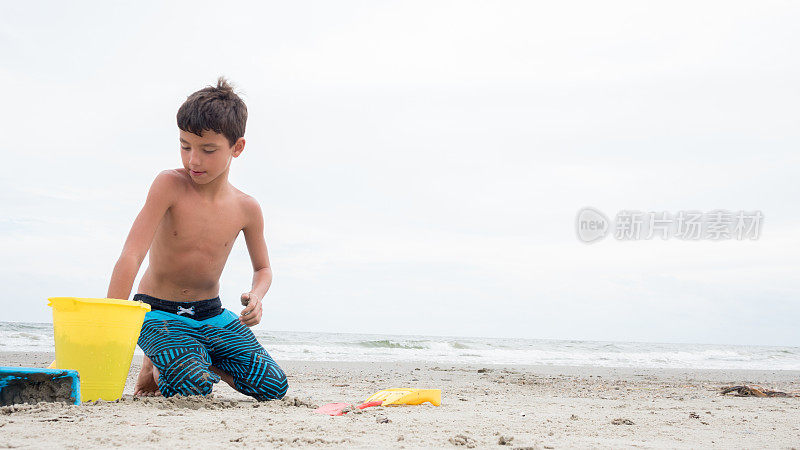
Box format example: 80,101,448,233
179,130,244,184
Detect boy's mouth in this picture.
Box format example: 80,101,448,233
191,170,205,176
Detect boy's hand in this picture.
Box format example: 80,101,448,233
239,292,263,327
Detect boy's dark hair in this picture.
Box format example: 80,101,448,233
177,77,247,147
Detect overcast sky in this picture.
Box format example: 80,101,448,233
1,1,798,346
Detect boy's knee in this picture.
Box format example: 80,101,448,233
157,356,218,397
256,377,288,401
174,372,216,396
245,366,288,401
274,376,289,400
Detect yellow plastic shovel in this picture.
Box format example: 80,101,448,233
364,388,441,406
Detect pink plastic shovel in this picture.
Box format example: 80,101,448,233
313,401,383,416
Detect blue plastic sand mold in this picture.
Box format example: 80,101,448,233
0,366,81,406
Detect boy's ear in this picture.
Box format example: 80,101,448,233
232,137,245,157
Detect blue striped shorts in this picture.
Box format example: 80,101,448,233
134,293,288,401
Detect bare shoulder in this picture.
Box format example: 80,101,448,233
153,168,189,187
231,187,263,228
164,168,192,186
147,169,185,199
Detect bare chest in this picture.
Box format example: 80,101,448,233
157,197,244,252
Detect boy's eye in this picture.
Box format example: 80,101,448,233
180,145,215,153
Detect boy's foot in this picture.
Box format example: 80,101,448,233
133,357,236,396
134,356,162,397
210,365,236,390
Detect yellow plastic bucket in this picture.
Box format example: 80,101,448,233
48,297,151,402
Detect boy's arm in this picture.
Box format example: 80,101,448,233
106,171,176,300
239,197,272,327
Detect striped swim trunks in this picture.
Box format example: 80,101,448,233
134,293,288,401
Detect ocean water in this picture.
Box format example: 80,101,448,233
2,322,799,370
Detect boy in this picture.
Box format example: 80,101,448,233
106,78,288,400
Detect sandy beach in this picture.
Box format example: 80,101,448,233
1,352,798,448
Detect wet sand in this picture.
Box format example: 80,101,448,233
1,351,799,448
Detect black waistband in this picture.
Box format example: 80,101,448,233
133,293,223,320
